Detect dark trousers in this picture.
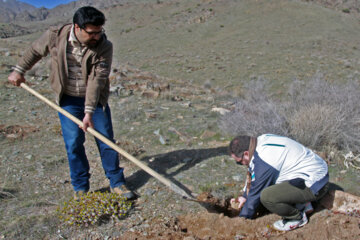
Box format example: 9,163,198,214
260,181,329,220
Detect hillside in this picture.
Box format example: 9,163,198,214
0,0,359,239
0,0,37,22
104,0,360,89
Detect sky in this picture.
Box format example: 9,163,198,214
18,0,75,9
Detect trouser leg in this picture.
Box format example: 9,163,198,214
92,104,125,188
260,181,316,220
59,95,90,192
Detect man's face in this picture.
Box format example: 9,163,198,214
74,24,103,47
231,151,250,166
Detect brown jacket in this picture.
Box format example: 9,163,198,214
16,24,113,112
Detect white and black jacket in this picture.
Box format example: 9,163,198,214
239,134,329,219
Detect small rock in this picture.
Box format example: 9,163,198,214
199,163,207,168
171,96,183,102
184,237,196,240
12,151,20,156
6,134,19,139
211,107,230,115
145,112,157,118
181,102,192,107
60,179,69,184
234,234,246,240
141,90,159,99
200,130,216,139
144,188,156,196
232,175,242,181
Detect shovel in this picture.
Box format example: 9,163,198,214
20,83,195,200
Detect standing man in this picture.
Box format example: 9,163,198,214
8,6,135,200
229,134,329,231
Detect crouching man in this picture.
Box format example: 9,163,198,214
229,134,329,231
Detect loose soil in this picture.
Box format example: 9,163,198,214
119,190,360,239
0,0,360,239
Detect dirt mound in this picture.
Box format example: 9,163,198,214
121,190,360,239
121,209,360,240
177,210,360,239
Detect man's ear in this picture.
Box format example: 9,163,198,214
243,151,249,157
74,24,81,31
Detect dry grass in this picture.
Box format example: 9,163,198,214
219,74,360,152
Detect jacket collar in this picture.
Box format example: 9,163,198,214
68,25,84,47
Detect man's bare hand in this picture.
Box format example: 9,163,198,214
8,71,26,86
81,113,94,132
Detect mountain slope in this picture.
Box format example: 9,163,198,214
0,0,37,22
105,0,360,89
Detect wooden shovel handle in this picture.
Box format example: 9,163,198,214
20,83,194,200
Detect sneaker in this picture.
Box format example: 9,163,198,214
111,185,136,200
74,190,88,201
273,211,308,231
296,202,314,215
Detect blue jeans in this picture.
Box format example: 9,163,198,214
58,94,125,192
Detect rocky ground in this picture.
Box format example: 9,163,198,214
0,0,360,239
1,62,359,239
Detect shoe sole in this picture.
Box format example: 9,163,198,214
272,217,308,231
271,223,307,232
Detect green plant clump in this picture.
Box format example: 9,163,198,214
57,192,132,227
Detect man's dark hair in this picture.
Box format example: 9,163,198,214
229,136,251,157
73,6,105,29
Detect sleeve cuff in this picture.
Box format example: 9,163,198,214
85,106,95,114
13,65,26,75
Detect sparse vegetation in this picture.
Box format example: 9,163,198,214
1,0,360,239
219,74,360,152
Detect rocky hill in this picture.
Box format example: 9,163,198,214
1,0,359,38
0,0,133,38
2,0,360,24
0,0,37,22
0,0,129,23
308,0,360,15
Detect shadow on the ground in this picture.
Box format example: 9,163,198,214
126,146,228,195
313,182,344,212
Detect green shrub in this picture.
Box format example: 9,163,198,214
56,192,132,227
